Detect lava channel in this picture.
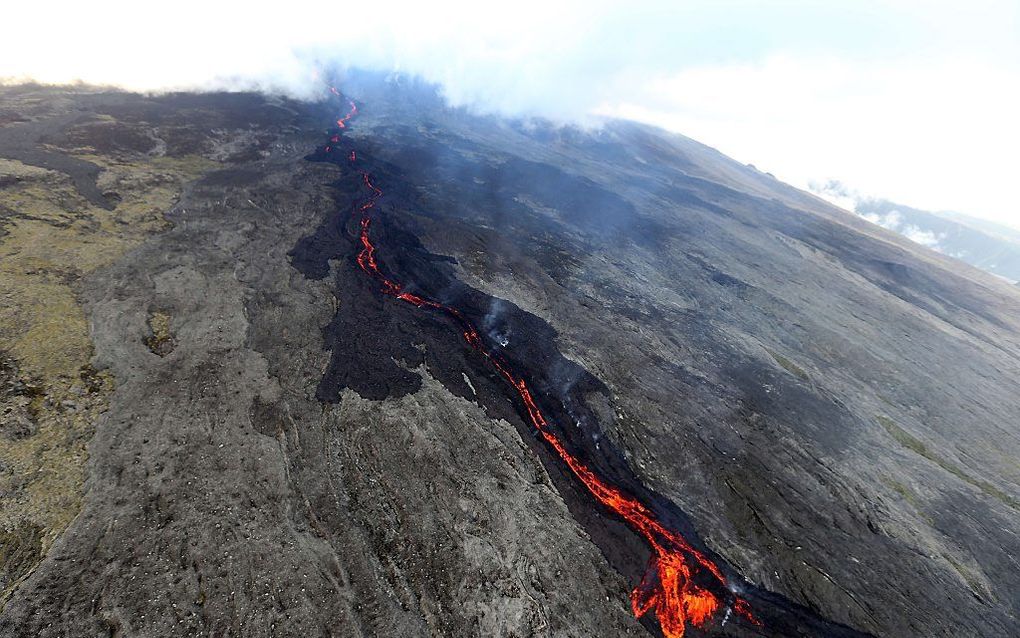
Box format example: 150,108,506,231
319,88,761,638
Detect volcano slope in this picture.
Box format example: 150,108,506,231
2,77,1020,638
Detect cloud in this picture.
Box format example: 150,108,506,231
604,54,1019,228
899,226,944,249
2,0,666,115
2,0,1018,228
808,179,862,213
858,210,945,249
810,181,950,249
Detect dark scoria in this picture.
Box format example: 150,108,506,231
1,75,1019,637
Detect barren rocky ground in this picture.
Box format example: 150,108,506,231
1,76,1019,637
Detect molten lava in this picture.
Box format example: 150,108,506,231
321,89,759,638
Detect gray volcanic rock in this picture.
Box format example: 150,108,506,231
2,75,1019,638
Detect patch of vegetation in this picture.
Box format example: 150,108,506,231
144,311,175,357
879,476,934,524
876,416,927,455
766,347,809,381
0,522,43,602
883,477,919,507
1,122,219,605
943,553,990,601
877,416,1019,510
0,352,45,440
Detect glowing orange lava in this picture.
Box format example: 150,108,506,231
323,88,759,638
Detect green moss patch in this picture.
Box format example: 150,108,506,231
766,347,809,381
144,311,175,357
0,522,43,602
877,415,1019,510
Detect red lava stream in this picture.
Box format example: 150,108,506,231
324,88,760,638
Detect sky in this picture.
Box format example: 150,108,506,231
3,0,1018,228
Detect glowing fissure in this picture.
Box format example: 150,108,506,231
323,89,760,638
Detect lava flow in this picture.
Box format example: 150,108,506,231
321,89,760,638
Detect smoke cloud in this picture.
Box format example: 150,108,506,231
2,0,689,120
4,0,1019,228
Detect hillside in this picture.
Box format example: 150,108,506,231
2,76,1019,637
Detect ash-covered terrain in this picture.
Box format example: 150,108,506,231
1,75,1019,637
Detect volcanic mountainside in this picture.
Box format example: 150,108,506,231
2,75,1020,638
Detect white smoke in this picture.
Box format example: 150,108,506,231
482,298,511,348
809,179,862,213
810,182,949,250
859,210,945,249
3,0,1019,229
1,0,677,120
